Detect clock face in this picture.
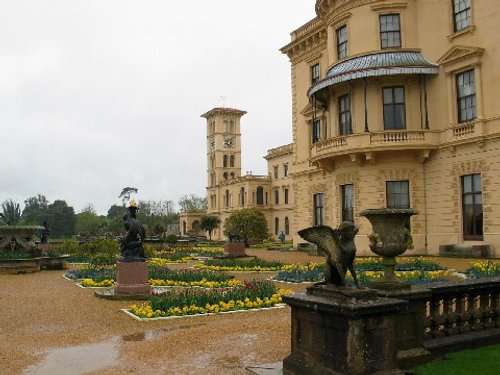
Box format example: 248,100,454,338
223,137,234,148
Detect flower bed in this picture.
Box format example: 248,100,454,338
464,260,500,278
273,258,449,284
128,280,292,319
67,264,242,288
194,257,288,272
148,267,241,288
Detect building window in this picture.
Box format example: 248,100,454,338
341,184,354,223
224,190,230,208
312,119,322,143
283,163,289,177
311,63,320,84
380,14,401,48
383,86,406,130
453,0,471,32
284,188,289,204
338,94,351,135
386,180,409,209
313,193,324,226
230,155,235,167
336,25,348,59
462,174,483,240
456,69,476,123
273,165,279,179
285,217,290,235
275,217,280,236
239,187,245,206
256,186,264,205
274,190,279,205
223,155,228,167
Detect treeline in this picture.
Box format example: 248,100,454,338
1,193,207,239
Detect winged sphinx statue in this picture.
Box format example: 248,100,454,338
298,221,360,288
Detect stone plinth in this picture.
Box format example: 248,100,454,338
283,286,407,375
224,242,247,257
114,261,151,296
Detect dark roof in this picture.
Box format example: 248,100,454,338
201,107,247,118
308,50,439,97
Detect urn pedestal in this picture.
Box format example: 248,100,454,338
223,242,247,257
283,285,407,375
114,261,151,296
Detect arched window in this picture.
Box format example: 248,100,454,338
230,172,235,179
275,217,280,235
223,172,228,180
223,155,228,167
274,190,279,205
256,186,264,205
240,187,245,206
285,217,290,235
229,120,234,133
224,190,230,207
230,155,235,167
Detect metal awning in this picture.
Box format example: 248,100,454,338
308,50,439,97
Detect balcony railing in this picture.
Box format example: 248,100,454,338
311,130,440,163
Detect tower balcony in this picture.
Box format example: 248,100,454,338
310,129,441,168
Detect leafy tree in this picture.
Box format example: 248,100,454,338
200,215,220,241
178,194,207,213
134,200,178,236
22,194,49,224
119,187,138,206
76,211,106,237
107,204,127,219
223,208,268,246
46,200,76,238
0,199,22,226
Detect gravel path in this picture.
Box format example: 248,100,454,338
0,249,483,375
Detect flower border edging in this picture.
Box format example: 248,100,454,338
121,303,287,321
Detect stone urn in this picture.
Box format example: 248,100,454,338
360,208,417,290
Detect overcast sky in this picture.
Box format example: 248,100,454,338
0,0,316,215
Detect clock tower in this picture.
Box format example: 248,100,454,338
201,107,246,212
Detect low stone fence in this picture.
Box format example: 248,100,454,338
385,277,500,367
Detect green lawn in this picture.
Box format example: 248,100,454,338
408,344,500,375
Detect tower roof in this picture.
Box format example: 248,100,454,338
201,107,247,119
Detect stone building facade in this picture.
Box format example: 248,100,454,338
280,0,500,256
182,0,500,257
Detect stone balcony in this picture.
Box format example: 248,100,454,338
311,129,441,167
310,120,497,169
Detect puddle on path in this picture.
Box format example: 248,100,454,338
23,341,119,375
22,323,206,374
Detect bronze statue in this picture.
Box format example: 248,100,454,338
298,221,360,288
120,200,146,262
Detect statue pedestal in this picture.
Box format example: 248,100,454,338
283,286,407,375
114,261,151,296
223,242,247,257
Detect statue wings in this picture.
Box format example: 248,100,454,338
298,225,342,263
